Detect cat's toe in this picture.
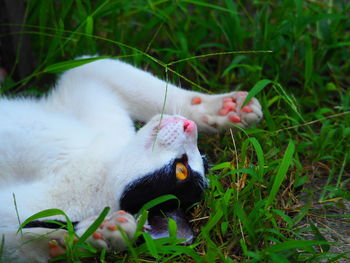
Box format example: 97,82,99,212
48,239,67,258
195,91,262,131
88,210,136,250
237,98,263,127
46,230,77,259
222,92,262,127
189,91,263,132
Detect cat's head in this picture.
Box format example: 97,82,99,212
118,114,208,241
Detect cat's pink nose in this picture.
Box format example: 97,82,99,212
183,119,196,133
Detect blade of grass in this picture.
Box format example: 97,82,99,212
201,209,223,248
304,36,313,89
248,137,265,181
181,0,237,14
0,234,4,260
43,56,110,73
137,194,179,216
167,217,177,238
140,232,159,259
310,221,330,252
18,208,74,234
234,202,256,242
85,16,94,36
167,50,273,66
242,79,272,107
75,207,110,246
265,240,333,253
265,140,295,209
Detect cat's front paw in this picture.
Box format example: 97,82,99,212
189,91,263,132
86,210,136,250
47,210,136,259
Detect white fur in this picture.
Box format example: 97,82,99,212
0,58,262,262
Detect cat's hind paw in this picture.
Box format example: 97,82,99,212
85,210,136,251
189,91,263,132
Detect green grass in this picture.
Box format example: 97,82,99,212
1,0,350,262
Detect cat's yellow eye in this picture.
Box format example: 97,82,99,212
176,163,188,181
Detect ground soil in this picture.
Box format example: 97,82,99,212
299,176,350,262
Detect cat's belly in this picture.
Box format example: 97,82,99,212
0,99,128,187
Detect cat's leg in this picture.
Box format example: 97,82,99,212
2,210,136,262
55,58,262,132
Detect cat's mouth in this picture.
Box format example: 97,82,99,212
143,208,194,244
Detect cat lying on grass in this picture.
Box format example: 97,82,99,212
0,57,262,262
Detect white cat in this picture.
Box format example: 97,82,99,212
0,58,262,262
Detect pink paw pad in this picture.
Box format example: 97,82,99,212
242,106,252,113
219,108,230,116
219,97,238,116
48,241,66,258
224,101,236,111
223,98,233,103
191,97,202,105
116,217,128,223
107,225,118,231
229,114,241,123
117,210,127,216
93,232,103,240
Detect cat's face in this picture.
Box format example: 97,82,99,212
119,115,208,240
120,114,208,213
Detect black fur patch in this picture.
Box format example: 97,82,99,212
23,220,78,229
120,155,208,214
202,155,209,174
